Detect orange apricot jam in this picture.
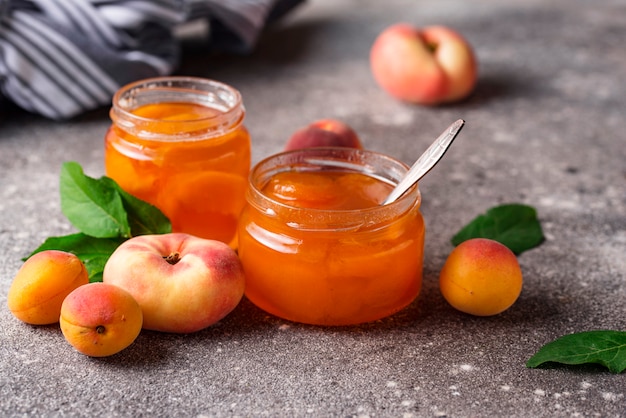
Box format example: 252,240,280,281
105,77,250,247
237,148,424,325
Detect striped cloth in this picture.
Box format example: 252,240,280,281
0,0,303,120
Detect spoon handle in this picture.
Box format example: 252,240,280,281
383,119,465,205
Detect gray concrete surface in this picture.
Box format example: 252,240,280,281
1,0,625,416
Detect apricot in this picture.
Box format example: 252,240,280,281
284,119,363,151
439,238,523,316
7,250,89,325
370,24,477,105
60,282,143,357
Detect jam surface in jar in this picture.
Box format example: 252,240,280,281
105,78,250,247
262,170,393,209
238,149,424,326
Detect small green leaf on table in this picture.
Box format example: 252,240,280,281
27,162,172,281
26,233,126,282
527,330,626,374
101,177,172,236
60,162,131,239
451,203,544,254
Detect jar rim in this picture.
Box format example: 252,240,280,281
110,76,244,141
247,147,421,230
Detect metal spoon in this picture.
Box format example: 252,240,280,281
382,119,465,205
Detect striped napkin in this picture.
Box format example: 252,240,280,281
0,0,303,119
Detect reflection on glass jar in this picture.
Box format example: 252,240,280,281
238,147,425,325
105,77,251,247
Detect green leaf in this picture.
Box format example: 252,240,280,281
527,330,626,374
451,203,544,254
27,162,172,282
101,177,171,236
26,233,126,282
60,162,131,239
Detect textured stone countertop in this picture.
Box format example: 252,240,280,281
1,0,625,416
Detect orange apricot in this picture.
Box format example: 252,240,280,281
7,250,89,325
439,238,523,316
60,283,143,357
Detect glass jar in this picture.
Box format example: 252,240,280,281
105,77,250,247
237,147,425,326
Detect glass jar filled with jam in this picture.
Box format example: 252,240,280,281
105,77,251,247
237,147,425,325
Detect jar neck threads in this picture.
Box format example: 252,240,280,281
246,147,421,231
110,76,245,141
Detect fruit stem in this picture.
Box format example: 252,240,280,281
96,325,106,334
164,252,181,265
